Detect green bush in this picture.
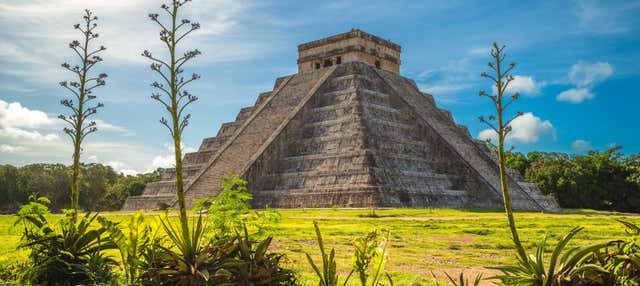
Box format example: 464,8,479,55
194,175,280,239
585,220,640,285
99,211,158,285
17,208,117,285
306,221,393,286
491,226,607,286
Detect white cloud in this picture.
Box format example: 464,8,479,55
572,139,593,153
149,143,197,171
568,62,613,87
469,47,490,56
0,0,260,84
0,144,26,153
0,100,55,129
477,112,556,144
0,99,153,172
556,61,613,103
491,75,541,96
556,88,595,103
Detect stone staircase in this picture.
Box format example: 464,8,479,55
248,63,470,208
121,77,290,210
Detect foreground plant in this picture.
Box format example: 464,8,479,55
222,227,298,285
194,175,281,239
141,213,210,285
143,0,201,235
491,226,607,286
306,221,351,286
477,42,527,262
352,230,392,286
17,208,116,285
306,222,394,286
99,211,156,285
587,220,640,285
432,272,483,286
58,9,107,220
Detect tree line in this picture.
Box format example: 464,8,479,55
506,146,640,212
1,145,638,214
0,163,163,213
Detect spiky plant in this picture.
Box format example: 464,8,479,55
491,226,607,286
58,9,107,220
306,221,352,286
143,0,201,237
477,42,527,261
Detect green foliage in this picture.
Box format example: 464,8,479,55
0,163,163,213
491,226,607,286
99,211,156,285
432,272,483,286
587,220,640,285
352,230,392,286
306,221,351,286
141,214,213,285
221,227,298,285
506,147,640,212
17,208,117,285
194,175,280,239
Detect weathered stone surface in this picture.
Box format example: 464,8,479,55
122,30,559,212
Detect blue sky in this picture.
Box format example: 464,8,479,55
0,0,638,174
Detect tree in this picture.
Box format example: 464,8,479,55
58,9,107,219
142,0,201,238
477,43,527,261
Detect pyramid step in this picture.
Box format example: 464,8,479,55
235,106,255,122
143,180,178,196
273,169,374,189
183,149,217,165
121,194,175,210
280,151,371,173
199,136,231,151
216,122,240,137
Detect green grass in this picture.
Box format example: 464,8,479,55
2,208,638,285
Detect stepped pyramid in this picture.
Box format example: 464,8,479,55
122,29,559,211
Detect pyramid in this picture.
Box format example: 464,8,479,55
122,29,559,211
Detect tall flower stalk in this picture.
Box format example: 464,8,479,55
478,43,526,261
143,0,201,236
58,9,107,220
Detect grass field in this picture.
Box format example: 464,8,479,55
1,208,638,285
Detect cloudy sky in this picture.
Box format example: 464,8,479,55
1,0,639,174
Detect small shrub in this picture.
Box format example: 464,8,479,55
17,209,117,286
194,175,280,239
140,214,213,286
585,220,640,285
99,211,157,285
306,221,351,286
220,227,298,285
432,271,483,286
490,226,607,286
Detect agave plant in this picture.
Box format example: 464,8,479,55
352,230,393,286
18,210,117,285
99,211,156,285
586,220,640,285
306,221,352,286
218,226,297,285
141,213,212,285
491,226,607,286
432,271,483,286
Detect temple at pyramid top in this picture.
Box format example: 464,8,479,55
297,29,401,74
123,29,560,212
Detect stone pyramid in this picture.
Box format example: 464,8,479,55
122,29,559,211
